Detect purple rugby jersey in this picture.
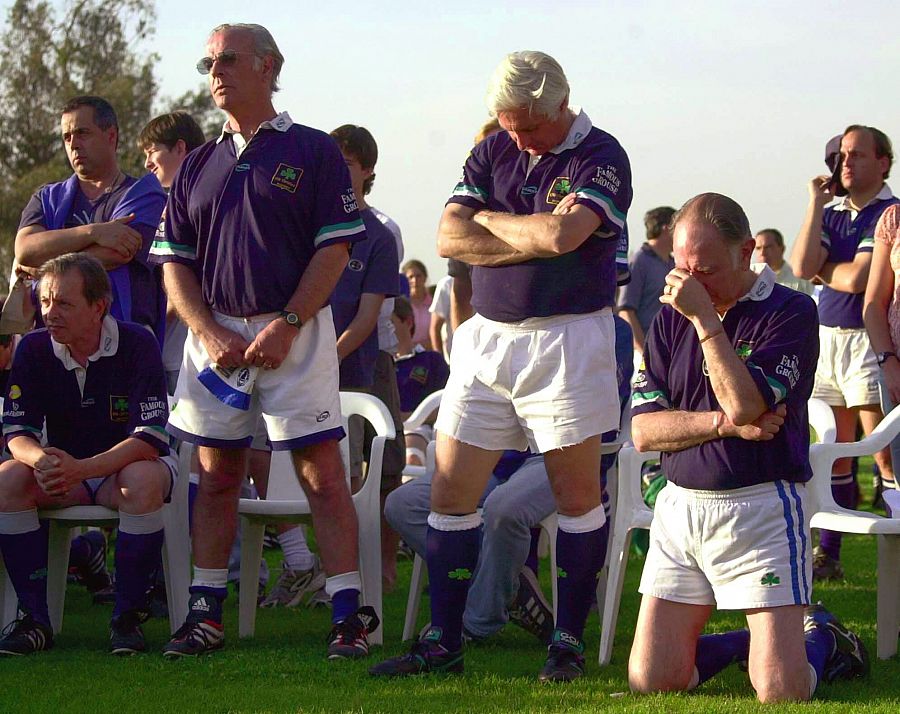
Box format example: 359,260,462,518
447,109,632,322
817,189,899,328
632,266,819,491
331,209,400,390
150,113,366,316
395,346,450,414
2,317,170,459
20,176,163,335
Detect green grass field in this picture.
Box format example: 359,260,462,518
0,469,897,713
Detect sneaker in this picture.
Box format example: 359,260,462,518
260,558,326,608
508,567,554,645
538,629,586,683
307,585,332,609
327,605,380,659
162,593,225,658
69,530,112,595
369,626,464,676
812,546,844,581
109,610,147,655
804,602,869,683
0,615,54,656
417,620,484,644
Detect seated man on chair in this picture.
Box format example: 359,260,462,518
0,253,174,656
629,193,867,702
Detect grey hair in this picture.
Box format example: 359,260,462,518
485,51,570,120
209,23,285,93
39,253,112,316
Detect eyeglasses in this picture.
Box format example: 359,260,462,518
196,50,256,75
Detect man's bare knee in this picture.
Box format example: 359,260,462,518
114,463,167,513
0,461,39,510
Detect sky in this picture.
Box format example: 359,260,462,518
12,0,900,282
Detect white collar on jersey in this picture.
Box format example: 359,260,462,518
216,111,294,145
51,314,120,371
548,107,592,155
738,263,777,303
831,183,894,213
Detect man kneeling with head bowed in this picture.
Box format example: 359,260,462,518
628,193,868,702
0,253,174,656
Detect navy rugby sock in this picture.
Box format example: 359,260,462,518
113,510,165,618
804,625,833,688
0,512,50,627
694,630,750,686
425,513,482,652
555,507,608,640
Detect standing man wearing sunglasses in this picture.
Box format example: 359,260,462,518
150,23,378,659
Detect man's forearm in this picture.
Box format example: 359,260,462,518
632,411,719,452
437,212,532,266
16,225,94,266
619,309,645,353
81,438,160,479
84,245,131,270
474,210,569,257
791,203,828,279
162,262,219,338
816,259,870,294
8,435,48,469
285,243,350,322
697,325,768,425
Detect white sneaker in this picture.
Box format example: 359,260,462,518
259,557,326,608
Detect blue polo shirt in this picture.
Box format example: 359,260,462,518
331,208,400,389
2,316,170,458
817,186,899,328
150,112,366,317
632,265,819,490
19,176,164,336
447,108,632,322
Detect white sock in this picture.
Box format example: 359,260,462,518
192,566,228,590
279,527,315,570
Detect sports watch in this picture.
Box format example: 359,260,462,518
279,310,302,329
876,351,897,367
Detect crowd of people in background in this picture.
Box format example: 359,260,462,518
0,19,895,705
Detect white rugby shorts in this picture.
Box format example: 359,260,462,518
639,480,812,609
813,326,880,408
435,308,619,452
168,308,344,450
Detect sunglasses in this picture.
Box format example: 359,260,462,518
196,50,257,75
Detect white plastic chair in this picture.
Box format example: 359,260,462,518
598,398,838,666
237,392,394,643
400,389,443,483
35,442,191,634
807,404,900,659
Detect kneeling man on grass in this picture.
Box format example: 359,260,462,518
0,253,174,656
629,193,868,703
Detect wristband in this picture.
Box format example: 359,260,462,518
699,329,724,345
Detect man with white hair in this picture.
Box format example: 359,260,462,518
370,50,632,681
150,23,378,659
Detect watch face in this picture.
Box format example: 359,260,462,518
285,313,299,324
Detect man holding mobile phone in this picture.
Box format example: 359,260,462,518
790,125,899,580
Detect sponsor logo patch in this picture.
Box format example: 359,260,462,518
760,571,780,587
110,395,129,422
8,384,21,400
546,176,572,205
271,163,303,193
316,411,330,423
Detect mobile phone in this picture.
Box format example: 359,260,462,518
829,155,848,197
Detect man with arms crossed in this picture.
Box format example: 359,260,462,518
150,23,377,659
371,50,632,681
791,126,898,578
629,193,867,703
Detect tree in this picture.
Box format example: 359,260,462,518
165,86,223,142
0,0,158,273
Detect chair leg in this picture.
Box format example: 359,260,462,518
599,526,634,666
356,504,383,645
46,524,75,635
238,518,265,639
402,554,426,641
876,534,900,659
161,510,191,634
0,560,17,628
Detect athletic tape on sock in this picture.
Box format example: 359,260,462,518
325,571,362,597
427,511,483,532
118,508,164,534
558,504,606,533
0,509,40,535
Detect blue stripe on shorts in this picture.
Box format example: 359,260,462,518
775,480,801,604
